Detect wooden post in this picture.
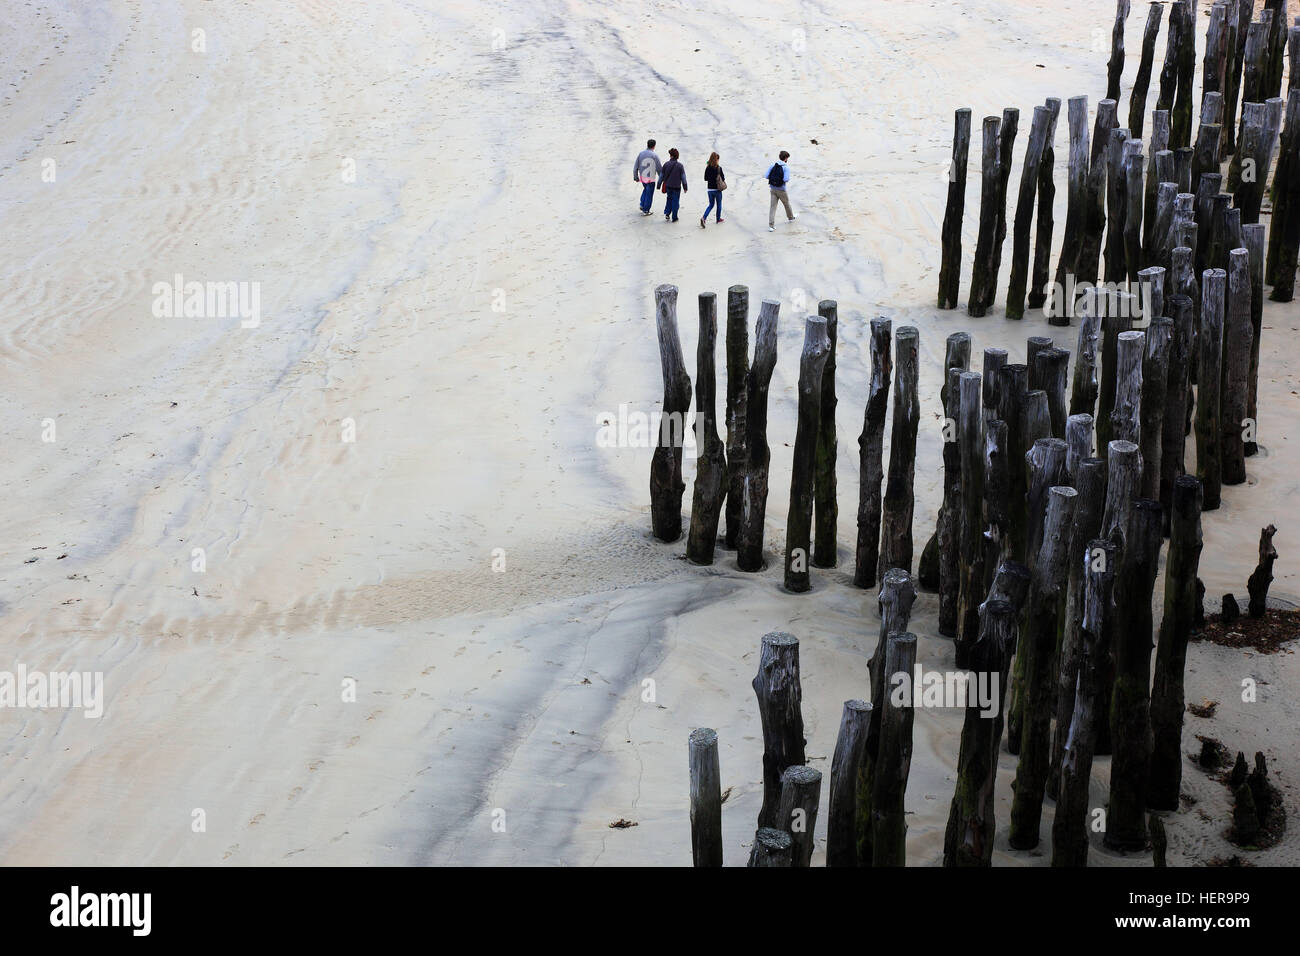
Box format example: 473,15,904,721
1172,246,1200,380
862,568,916,865
879,327,919,580
1221,0,1251,160
688,727,723,866
1231,27,1270,191
969,115,1003,317
1129,3,1165,138
1035,347,1070,439
943,598,1018,867
737,300,780,571
1007,105,1051,319
1139,317,1172,500
980,420,1011,594
1145,111,1171,250
1151,181,1178,272
1221,248,1252,485
987,108,1021,311
1030,98,1062,311
982,348,1007,422
1195,173,1223,276
941,363,970,636
1097,295,1134,460
924,336,973,595
1102,439,1143,543
1107,0,1133,102
1105,498,1163,851
1066,414,1095,482
1053,95,1091,316
1263,1,1290,97
1173,0,1197,149
1196,268,1226,510
1111,330,1145,454
1052,539,1118,867
1148,475,1204,810
1160,294,1195,531
854,318,892,588
1008,485,1079,849
995,363,1030,561
784,315,831,592
687,293,727,565
1266,91,1299,286
1231,103,1265,219
1105,127,1132,284
871,632,918,866
1268,91,1300,300
956,372,986,667
1026,336,1051,388
1202,4,1229,112
748,827,793,867
1139,265,1166,324
939,108,973,309
1243,224,1265,456
776,765,822,867
1247,524,1279,617
752,632,804,829
1070,297,1101,417
724,285,749,549
1156,2,1182,118
651,285,692,542
813,300,839,568
1047,457,1107,802
826,699,871,867
1125,148,1146,279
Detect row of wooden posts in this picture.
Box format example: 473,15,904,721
938,0,1300,319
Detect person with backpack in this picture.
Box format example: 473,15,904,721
766,150,794,232
700,152,725,228
658,148,687,222
633,139,662,216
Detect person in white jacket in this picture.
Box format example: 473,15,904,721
633,139,662,216
765,151,795,231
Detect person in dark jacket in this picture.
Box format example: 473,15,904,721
658,148,687,222
700,152,725,228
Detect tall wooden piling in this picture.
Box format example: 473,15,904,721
651,284,693,542
1107,0,1133,102
872,632,918,866
1129,3,1165,137
1222,248,1252,485
1007,105,1051,319
724,285,749,549
1053,96,1092,320
987,108,1021,311
687,292,727,565
879,327,920,580
1070,298,1101,417
1160,294,1195,529
752,632,804,829
1243,224,1265,456
1268,91,1300,300
1196,268,1226,510
955,372,986,667
688,727,723,866
969,115,1003,316
814,300,839,568
737,300,780,571
777,765,822,867
855,319,892,588
826,699,871,866
785,316,832,592
1140,317,1173,501
1030,98,1063,311
1105,127,1132,283
939,109,973,309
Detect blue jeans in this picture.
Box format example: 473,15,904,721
640,180,656,212
664,188,681,220
703,189,722,221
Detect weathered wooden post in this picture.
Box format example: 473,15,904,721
1107,0,1133,102
1053,96,1091,319
1007,105,1051,319
1096,439,1141,758
737,300,780,571
1202,4,1229,113
980,420,1011,594
1196,173,1224,275
941,358,971,636
982,348,1007,422
1035,347,1070,439
1105,128,1132,283
1124,148,1145,280
752,632,804,829
1070,296,1101,417
1247,524,1279,617
688,727,723,866
651,284,692,542
1139,317,1172,500
1066,414,1095,481
784,315,831,592
969,115,1003,317
826,699,871,866
1030,98,1063,311
1145,111,1172,248
724,285,749,549
1244,225,1266,458
814,300,839,568
855,318,892,588
748,827,793,867
1008,485,1079,850
1268,91,1300,300
776,765,822,867
1151,181,1178,269
861,568,916,865
871,631,918,866
1173,0,1197,149
1047,457,1106,801
987,108,1021,310
1160,294,1195,530
1097,294,1134,460
943,598,1017,867
1106,498,1163,851
1139,264,1166,323
1222,248,1253,485
879,327,920,580
1266,91,1300,287
1231,102,1266,219
923,341,971,593
687,293,727,565
1129,3,1166,137
1196,268,1226,510
939,108,973,309
956,372,986,666
1051,538,1118,867
1156,2,1183,119
1148,475,1204,810
1221,0,1250,160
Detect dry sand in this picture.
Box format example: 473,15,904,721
0,0,1296,865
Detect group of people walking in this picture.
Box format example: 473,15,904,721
633,139,795,232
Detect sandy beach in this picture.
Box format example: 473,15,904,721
0,0,1296,866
